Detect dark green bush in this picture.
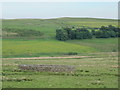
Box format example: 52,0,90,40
65,52,78,55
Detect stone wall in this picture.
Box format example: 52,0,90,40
18,65,75,73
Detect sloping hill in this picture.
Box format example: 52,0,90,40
2,18,118,57
2,17,118,39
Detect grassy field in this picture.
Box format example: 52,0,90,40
2,18,118,57
67,38,118,52
2,18,119,88
2,38,118,58
2,18,118,39
2,52,118,88
2,39,97,58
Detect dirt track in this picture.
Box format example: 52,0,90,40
2,56,93,60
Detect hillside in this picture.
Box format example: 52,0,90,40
2,18,118,88
2,17,118,39
2,18,118,57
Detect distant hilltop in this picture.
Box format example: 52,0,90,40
1,17,118,20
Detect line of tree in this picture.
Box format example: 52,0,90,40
56,25,120,41
94,25,120,38
56,27,92,41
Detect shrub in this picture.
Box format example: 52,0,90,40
65,52,78,55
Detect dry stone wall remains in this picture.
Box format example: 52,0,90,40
18,65,75,73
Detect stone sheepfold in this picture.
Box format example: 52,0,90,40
18,64,76,73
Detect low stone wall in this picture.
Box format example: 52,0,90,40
18,64,75,73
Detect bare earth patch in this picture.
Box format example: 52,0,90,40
2,56,93,60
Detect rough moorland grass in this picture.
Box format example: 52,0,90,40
2,52,118,88
2,39,97,58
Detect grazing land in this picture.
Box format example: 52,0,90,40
2,39,97,58
2,18,118,39
2,18,119,88
2,38,118,58
2,52,118,88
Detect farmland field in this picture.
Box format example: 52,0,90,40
2,18,119,88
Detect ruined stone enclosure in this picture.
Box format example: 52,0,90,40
18,65,76,73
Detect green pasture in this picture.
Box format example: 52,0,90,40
2,37,118,58
67,38,118,52
2,18,118,39
2,39,96,58
2,18,119,88
68,21,117,27
2,52,118,88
